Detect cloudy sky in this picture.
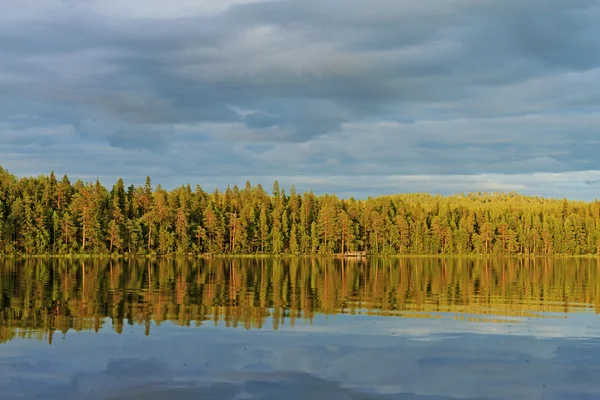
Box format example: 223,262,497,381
2,0,600,199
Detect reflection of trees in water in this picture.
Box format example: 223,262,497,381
1,257,599,343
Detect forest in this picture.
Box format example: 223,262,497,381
1,165,600,256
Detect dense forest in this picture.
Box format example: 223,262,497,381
1,257,599,343
1,165,600,256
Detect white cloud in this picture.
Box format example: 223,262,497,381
3,0,277,21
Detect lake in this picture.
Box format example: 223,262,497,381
1,257,600,399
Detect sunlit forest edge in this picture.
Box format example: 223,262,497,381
1,165,600,256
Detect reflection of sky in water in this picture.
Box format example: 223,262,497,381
2,312,600,399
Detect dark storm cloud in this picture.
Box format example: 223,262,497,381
1,0,600,197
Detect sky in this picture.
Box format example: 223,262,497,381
1,0,600,199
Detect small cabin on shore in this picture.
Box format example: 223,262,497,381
343,251,366,257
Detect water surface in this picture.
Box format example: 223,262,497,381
1,257,600,399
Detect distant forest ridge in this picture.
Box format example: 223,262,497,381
0,165,599,256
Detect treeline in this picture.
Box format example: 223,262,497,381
2,257,599,343
1,165,600,255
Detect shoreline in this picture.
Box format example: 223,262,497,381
2,253,600,260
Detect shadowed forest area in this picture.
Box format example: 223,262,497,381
1,257,599,344
1,166,600,255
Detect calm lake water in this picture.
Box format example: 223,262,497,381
1,257,600,399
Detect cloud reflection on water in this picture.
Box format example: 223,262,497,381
2,314,600,399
